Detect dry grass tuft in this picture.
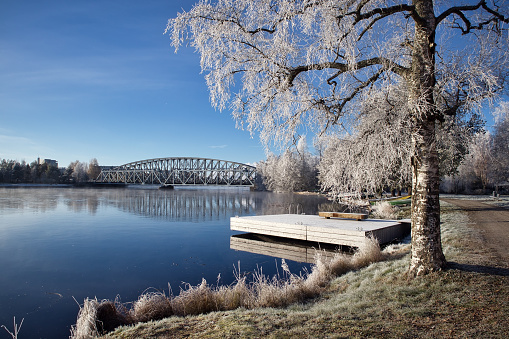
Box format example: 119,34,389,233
212,274,253,310
172,278,218,315
352,235,386,266
96,300,130,334
71,236,385,338
371,201,398,219
70,298,101,339
71,297,132,338
130,291,173,322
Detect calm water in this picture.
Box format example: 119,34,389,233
0,186,329,338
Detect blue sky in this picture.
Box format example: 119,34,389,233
1,1,505,168
0,0,265,167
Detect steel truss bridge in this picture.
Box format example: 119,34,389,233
95,157,257,187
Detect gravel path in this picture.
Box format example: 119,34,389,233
441,198,509,266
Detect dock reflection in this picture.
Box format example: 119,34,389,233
230,233,341,264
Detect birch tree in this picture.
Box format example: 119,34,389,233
168,0,509,276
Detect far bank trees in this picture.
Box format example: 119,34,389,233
0,158,101,184
492,103,509,184
169,0,508,276
442,102,509,192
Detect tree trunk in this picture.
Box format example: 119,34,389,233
409,117,446,275
408,0,446,276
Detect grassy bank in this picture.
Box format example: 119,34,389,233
93,202,508,338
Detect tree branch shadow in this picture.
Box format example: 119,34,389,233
447,261,509,276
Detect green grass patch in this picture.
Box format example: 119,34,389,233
388,198,411,206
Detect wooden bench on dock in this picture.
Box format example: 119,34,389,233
318,212,368,221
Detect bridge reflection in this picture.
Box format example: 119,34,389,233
103,189,329,222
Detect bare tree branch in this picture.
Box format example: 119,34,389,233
286,57,408,88
436,0,509,33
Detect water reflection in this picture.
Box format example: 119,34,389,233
0,187,329,338
0,187,328,220
0,187,60,212
231,234,339,264
110,189,327,221
115,188,257,221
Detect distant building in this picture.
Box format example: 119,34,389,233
38,158,58,167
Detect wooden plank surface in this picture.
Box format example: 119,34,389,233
231,218,307,240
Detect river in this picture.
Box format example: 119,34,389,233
0,186,329,338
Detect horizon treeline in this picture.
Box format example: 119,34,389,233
0,158,101,184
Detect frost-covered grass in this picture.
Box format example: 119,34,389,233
440,193,496,200
441,194,509,209
483,196,509,209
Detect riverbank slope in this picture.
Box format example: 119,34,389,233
101,199,509,338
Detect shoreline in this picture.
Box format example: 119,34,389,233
96,199,509,338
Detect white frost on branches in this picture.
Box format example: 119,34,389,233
168,0,509,275
169,1,507,149
168,0,508,194
491,101,509,183
168,0,411,149
441,101,509,192
317,83,412,198
258,136,318,192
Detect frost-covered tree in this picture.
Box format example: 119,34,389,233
258,137,318,192
318,84,484,198
67,160,89,183
443,130,494,193
436,113,485,178
168,0,509,276
87,158,101,181
258,152,299,192
492,101,509,183
443,101,509,192
318,85,412,198
470,132,493,190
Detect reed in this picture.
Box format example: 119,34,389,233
1,317,24,339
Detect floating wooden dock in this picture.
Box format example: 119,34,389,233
230,214,410,248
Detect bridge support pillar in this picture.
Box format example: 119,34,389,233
159,185,174,190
